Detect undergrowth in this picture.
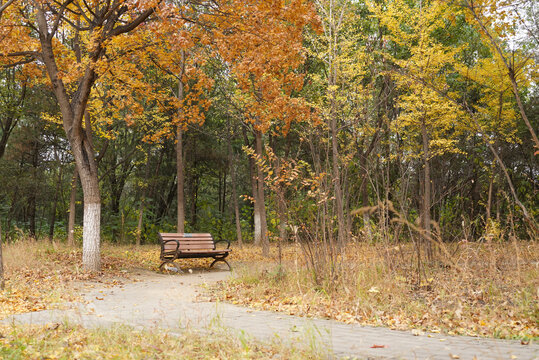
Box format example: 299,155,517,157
1,239,537,341
0,323,320,359
208,241,539,340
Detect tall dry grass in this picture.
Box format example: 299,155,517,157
211,241,539,339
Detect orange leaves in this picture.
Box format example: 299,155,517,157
2,0,316,145
208,0,317,133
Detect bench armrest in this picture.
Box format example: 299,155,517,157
162,239,180,253
214,239,231,249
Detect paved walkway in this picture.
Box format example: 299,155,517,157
3,270,538,359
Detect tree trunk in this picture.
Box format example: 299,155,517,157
221,169,227,214
28,136,39,238
136,150,151,246
36,8,101,272
67,167,78,246
330,112,346,246
76,147,101,272
177,126,185,233
255,130,269,256
243,128,259,243
0,219,4,290
48,164,62,240
421,121,433,260
176,51,186,233
486,174,493,222
228,139,243,247
230,162,243,247
359,154,372,242
274,158,288,246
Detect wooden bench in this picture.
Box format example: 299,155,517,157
158,232,231,272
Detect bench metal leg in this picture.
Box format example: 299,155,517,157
210,257,232,271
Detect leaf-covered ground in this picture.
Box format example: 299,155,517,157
0,241,213,318
1,240,537,341
0,323,320,359
207,242,539,340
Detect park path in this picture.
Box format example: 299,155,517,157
4,269,538,360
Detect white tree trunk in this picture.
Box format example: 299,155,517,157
253,210,262,245
255,130,269,256
82,202,101,272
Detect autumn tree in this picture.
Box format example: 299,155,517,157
208,0,316,255
456,0,539,153
2,0,159,271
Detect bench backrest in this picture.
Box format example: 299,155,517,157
159,233,215,252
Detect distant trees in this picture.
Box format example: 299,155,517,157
0,0,536,273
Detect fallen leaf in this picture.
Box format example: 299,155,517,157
46,322,60,330
370,344,387,348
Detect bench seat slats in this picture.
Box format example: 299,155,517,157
164,244,216,249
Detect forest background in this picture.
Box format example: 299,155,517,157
0,0,537,278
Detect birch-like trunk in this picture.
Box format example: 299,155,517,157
243,128,260,244
82,202,100,270
255,130,269,256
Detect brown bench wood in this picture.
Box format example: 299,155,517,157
158,232,231,272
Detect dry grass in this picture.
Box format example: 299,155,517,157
0,323,322,359
0,241,157,317
0,239,296,318
1,239,537,341
208,241,539,340
0,240,324,359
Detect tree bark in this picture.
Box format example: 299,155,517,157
0,219,4,290
330,112,346,246
243,127,259,242
230,160,243,247
177,126,185,233
359,154,372,241
421,120,433,260
176,50,186,233
48,162,62,240
228,135,243,246
274,157,288,246
67,167,78,246
136,150,151,246
486,173,493,221
255,130,269,256
28,135,39,238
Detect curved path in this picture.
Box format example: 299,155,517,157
4,270,538,360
